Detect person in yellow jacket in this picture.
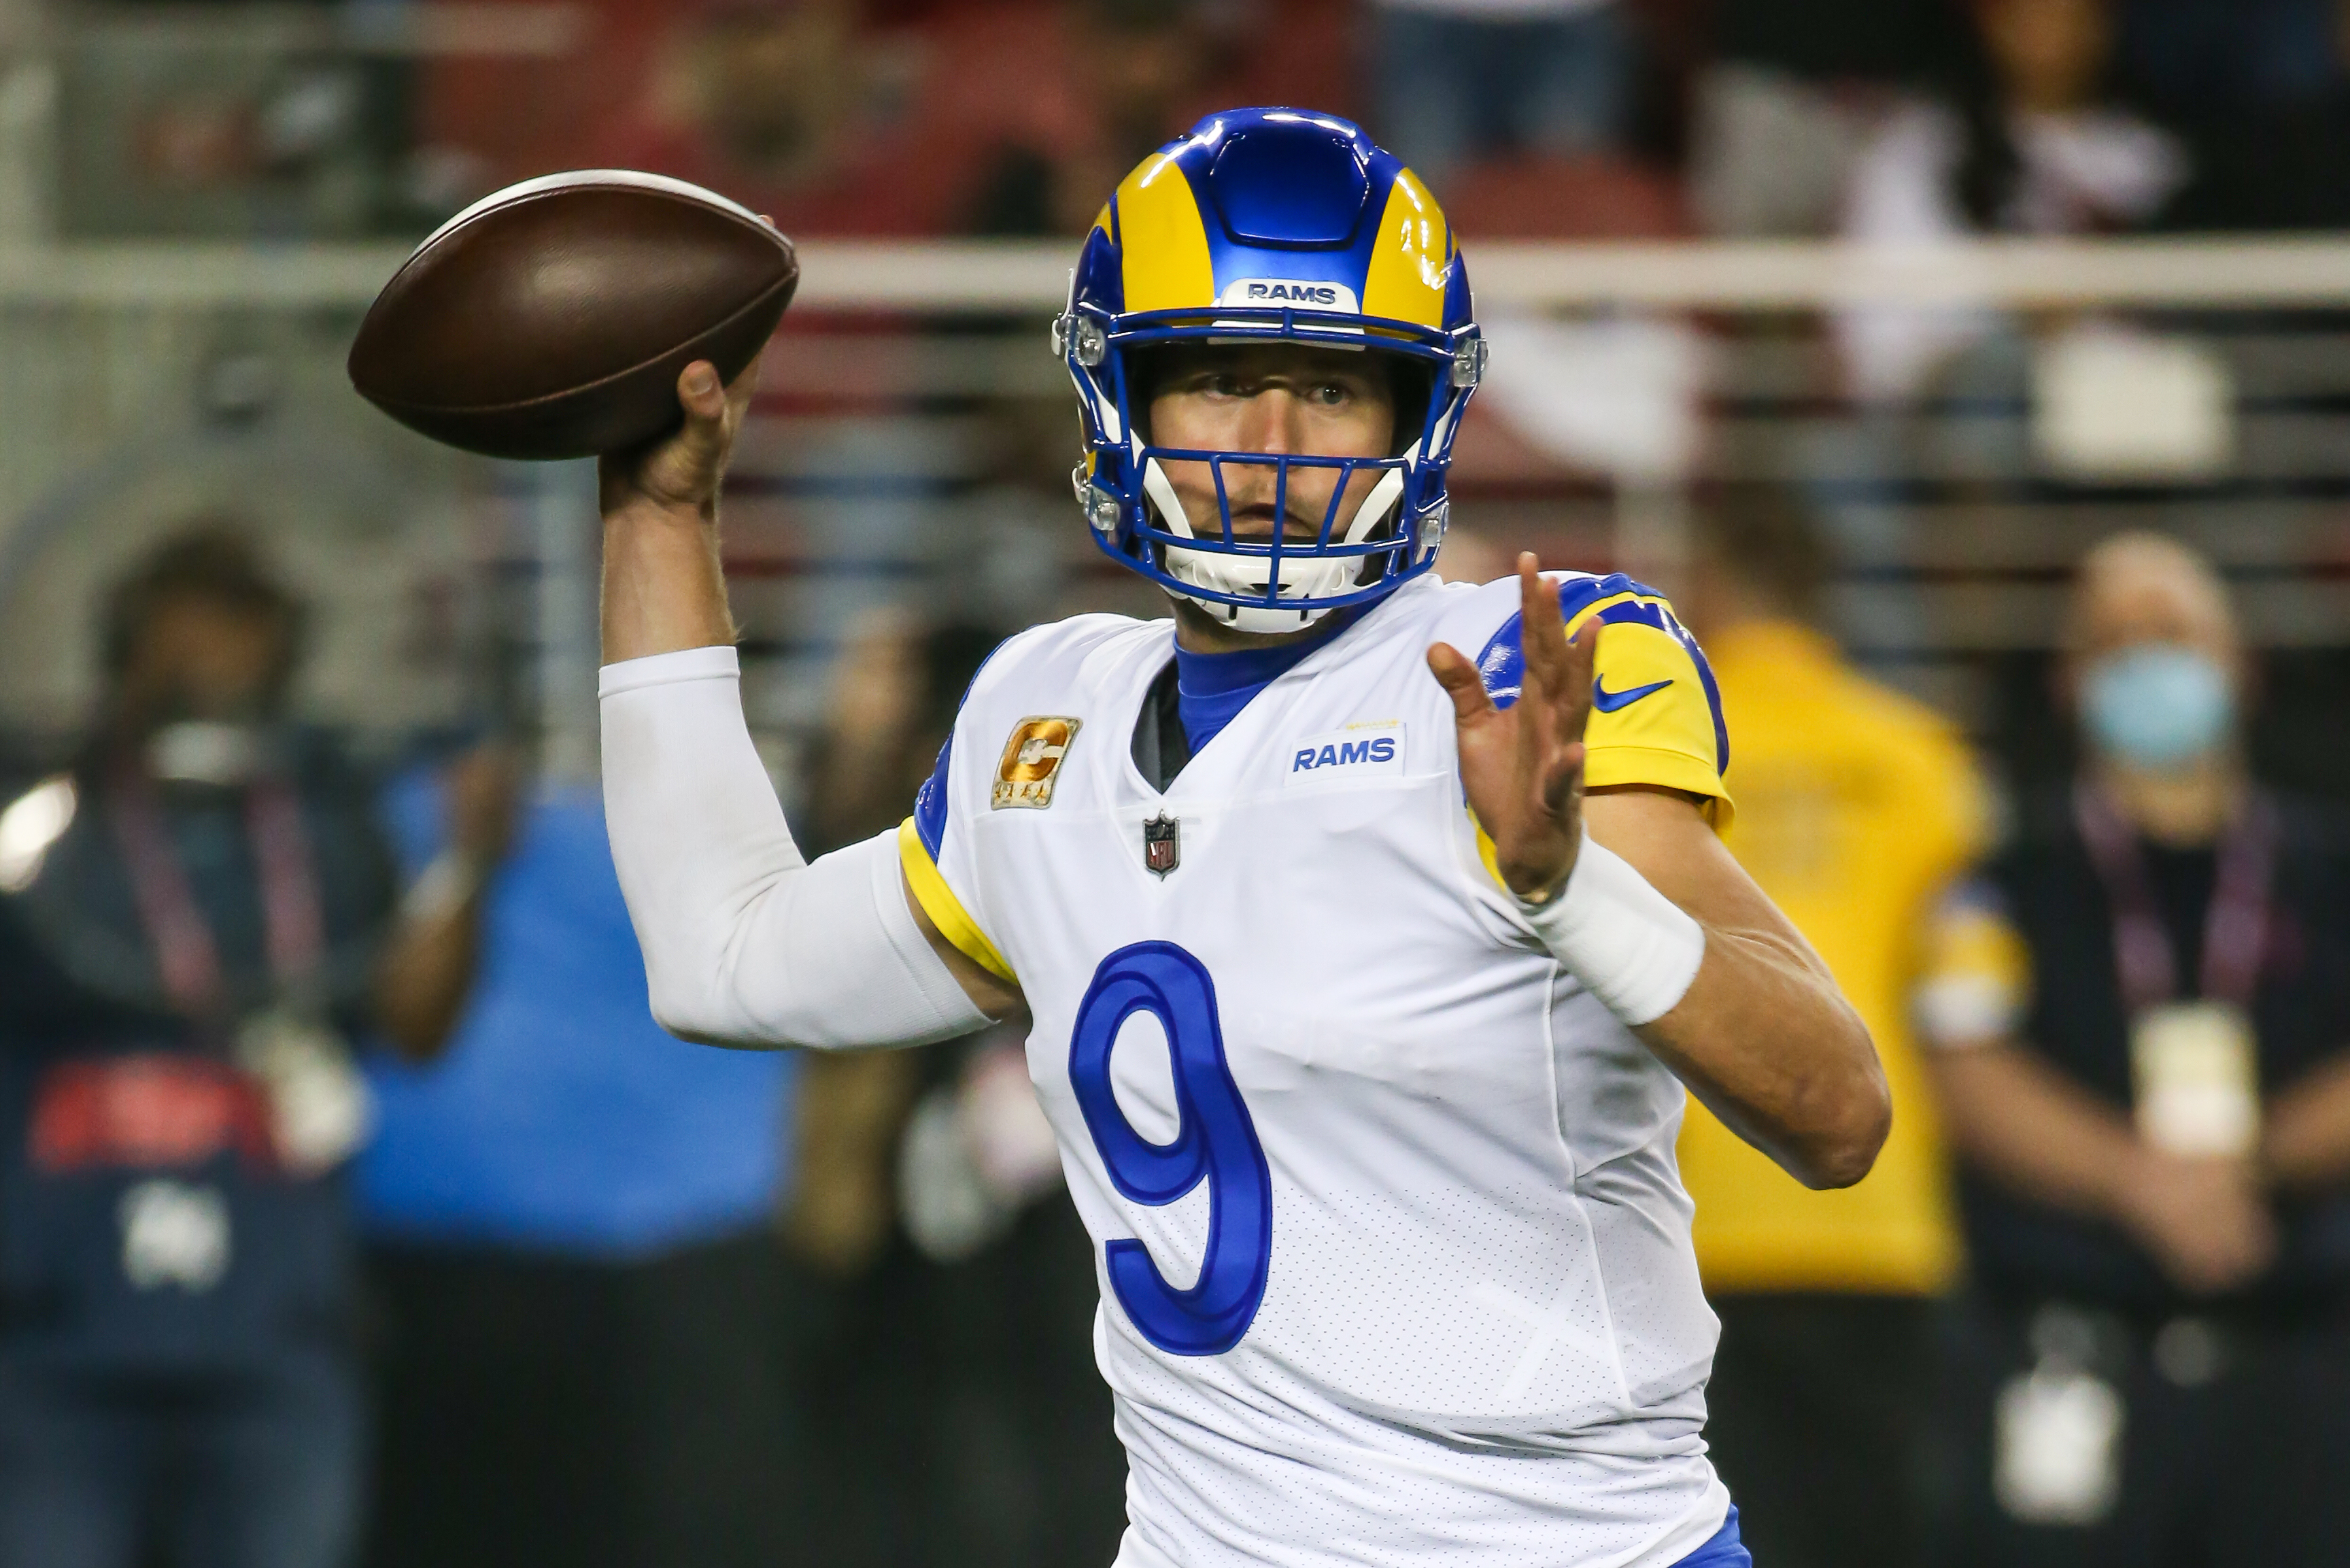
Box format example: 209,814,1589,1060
1676,492,1988,1568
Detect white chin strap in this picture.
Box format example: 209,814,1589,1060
1140,457,1409,634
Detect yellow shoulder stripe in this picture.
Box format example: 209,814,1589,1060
1562,596,1734,828
897,817,1017,984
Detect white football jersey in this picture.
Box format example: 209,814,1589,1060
900,572,1739,1568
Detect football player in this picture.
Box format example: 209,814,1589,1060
598,109,1888,1568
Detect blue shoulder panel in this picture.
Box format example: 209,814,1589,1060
1473,574,1731,771
912,737,953,861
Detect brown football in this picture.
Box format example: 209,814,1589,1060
347,171,798,461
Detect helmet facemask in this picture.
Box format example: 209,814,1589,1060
1140,446,1408,633
1069,320,1472,635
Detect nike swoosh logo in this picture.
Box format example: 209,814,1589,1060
1591,677,1673,713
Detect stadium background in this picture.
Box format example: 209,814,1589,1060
0,0,2345,1564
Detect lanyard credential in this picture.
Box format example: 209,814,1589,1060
108,769,326,1023
2074,782,2272,1159
2072,782,2275,1016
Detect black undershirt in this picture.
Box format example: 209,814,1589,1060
1129,662,1191,792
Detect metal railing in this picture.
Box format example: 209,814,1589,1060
0,235,2343,793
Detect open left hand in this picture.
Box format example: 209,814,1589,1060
1427,553,1598,901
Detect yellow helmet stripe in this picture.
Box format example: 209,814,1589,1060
1360,167,1451,328
1113,153,1216,315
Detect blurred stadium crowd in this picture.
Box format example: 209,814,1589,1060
0,1,2348,1567
31,0,2350,243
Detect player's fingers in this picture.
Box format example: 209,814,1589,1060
1559,620,1597,744
658,360,735,485
677,360,728,424
1516,553,1568,699
1427,643,1497,725
616,362,734,507
1510,558,1567,771
1539,739,1588,817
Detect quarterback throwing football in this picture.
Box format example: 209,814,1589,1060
598,110,1887,1568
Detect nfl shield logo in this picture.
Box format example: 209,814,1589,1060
1142,814,1180,878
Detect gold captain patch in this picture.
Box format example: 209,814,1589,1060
993,717,1083,809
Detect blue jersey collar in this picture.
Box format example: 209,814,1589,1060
1172,618,1347,755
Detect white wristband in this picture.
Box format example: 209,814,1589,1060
1518,832,1705,1027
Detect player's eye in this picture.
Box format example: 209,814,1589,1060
1310,380,1352,407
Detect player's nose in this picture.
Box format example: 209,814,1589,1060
1232,388,1305,457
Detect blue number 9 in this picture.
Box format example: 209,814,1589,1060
1068,941,1271,1356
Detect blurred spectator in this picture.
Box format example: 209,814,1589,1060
57,7,425,240
1690,0,1979,235
423,0,1357,237
580,0,1208,239
357,773,801,1568
780,613,937,1278
1369,0,1633,181
1918,533,2350,1563
774,611,947,1563
0,527,503,1568
1696,0,2183,256
564,0,1030,235
1835,0,2186,400
785,612,1126,1567
1845,0,2185,247
1676,492,1987,1568
966,0,1219,237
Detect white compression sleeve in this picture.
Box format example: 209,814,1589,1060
598,645,991,1051
1519,831,1707,1028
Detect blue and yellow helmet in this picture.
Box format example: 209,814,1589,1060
1057,107,1484,632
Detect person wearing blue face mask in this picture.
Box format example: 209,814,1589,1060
2080,641,2235,774
1913,531,2350,1565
